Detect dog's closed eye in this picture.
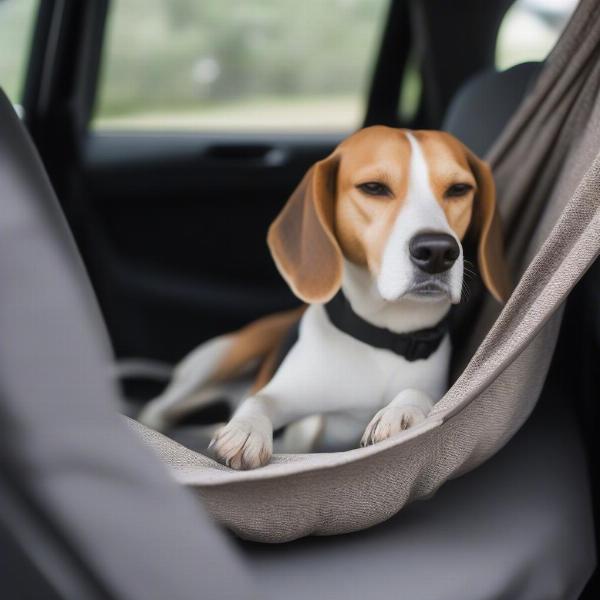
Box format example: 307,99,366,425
444,183,474,198
356,181,393,198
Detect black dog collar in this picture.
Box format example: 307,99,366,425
324,291,449,361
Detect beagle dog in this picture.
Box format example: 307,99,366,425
138,126,510,470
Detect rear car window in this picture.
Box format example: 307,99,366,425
0,0,38,109
92,0,389,133
496,0,578,70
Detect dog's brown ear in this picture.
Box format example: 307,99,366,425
267,152,343,303
466,151,512,303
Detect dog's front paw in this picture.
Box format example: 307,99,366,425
209,415,273,470
361,397,430,447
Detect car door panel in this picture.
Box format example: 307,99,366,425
81,132,340,361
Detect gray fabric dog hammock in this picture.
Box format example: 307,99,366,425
131,0,600,543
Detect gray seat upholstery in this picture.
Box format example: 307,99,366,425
444,62,543,155
0,89,254,600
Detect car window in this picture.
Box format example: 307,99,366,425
92,0,389,133
496,0,578,70
0,0,39,110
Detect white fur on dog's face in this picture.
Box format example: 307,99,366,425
377,133,464,304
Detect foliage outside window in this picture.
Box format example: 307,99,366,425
93,0,389,132
0,0,39,108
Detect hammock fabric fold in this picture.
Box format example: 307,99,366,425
131,0,600,543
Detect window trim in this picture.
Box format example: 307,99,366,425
25,0,108,139
364,0,412,128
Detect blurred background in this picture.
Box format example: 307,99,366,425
0,0,582,393
0,0,577,133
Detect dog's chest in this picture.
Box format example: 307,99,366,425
291,305,450,410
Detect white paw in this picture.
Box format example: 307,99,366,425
360,404,427,447
209,415,273,470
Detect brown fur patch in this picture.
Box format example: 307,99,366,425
267,156,343,303
251,343,282,394
416,130,511,301
415,131,476,240
211,306,306,385
334,127,411,275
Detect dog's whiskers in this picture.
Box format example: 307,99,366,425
463,260,478,280
460,279,472,303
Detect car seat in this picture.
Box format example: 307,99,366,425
0,89,254,600
0,61,596,600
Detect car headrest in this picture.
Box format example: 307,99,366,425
443,62,543,156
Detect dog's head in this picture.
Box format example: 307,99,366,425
268,126,511,305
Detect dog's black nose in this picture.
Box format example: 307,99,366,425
409,233,460,274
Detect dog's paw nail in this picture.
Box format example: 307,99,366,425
212,418,272,470
362,405,427,445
